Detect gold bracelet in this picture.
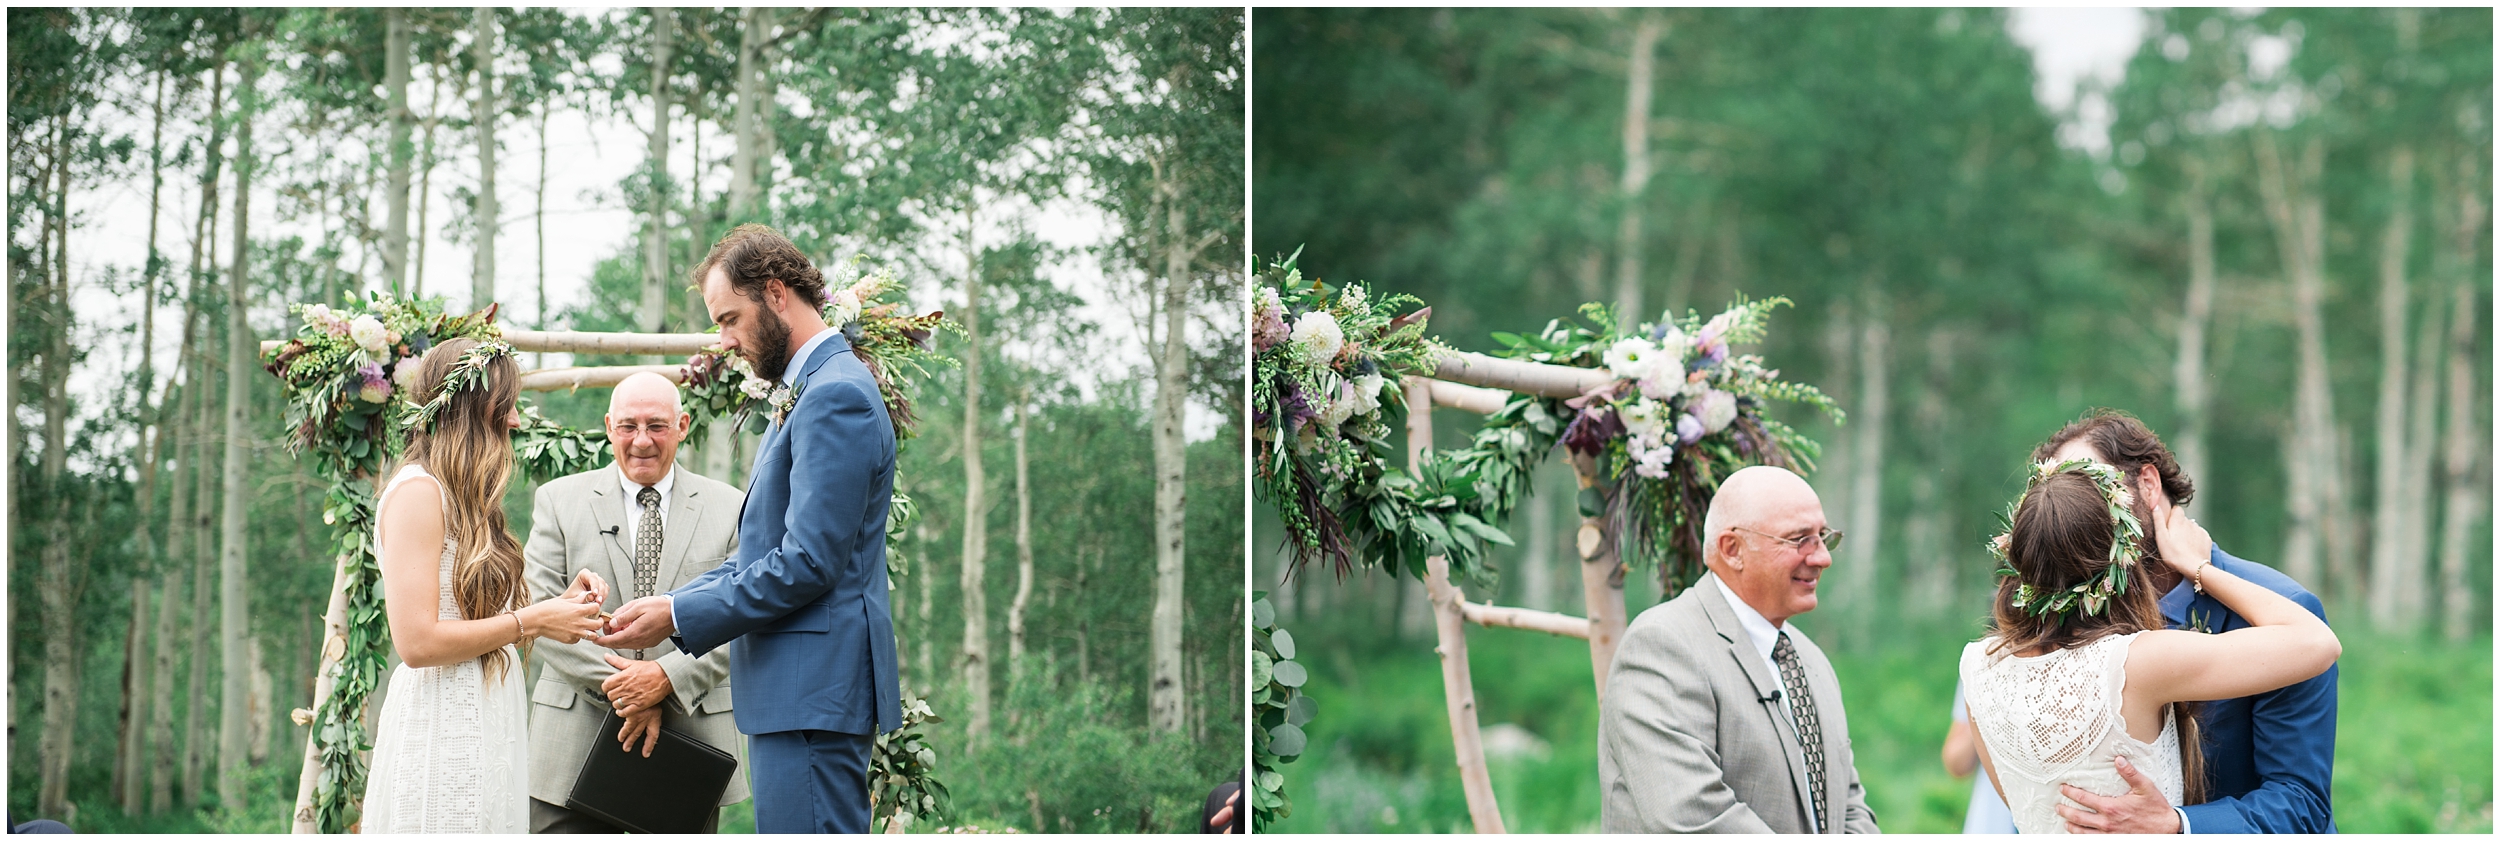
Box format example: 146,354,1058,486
513,611,528,644
2192,558,2210,594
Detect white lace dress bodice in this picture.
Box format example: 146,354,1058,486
359,464,529,833
1958,632,2185,835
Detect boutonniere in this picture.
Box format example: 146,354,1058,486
769,381,803,426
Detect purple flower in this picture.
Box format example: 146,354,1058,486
1562,405,1626,456
357,362,387,387
1676,413,1705,445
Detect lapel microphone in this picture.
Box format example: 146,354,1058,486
600,526,621,537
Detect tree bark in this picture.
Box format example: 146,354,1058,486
116,579,152,810
415,66,447,298
147,545,183,814
2437,151,2486,641
728,6,768,223
959,208,990,743
2252,131,2349,594
2173,157,2217,489
218,51,264,809
2368,146,2418,631
1572,450,1627,699
1406,381,1506,834
472,6,499,312
119,66,174,816
1147,175,1190,735
640,8,674,360
383,9,413,296
1843,293,1890,624
536,100,550,356
1612,15,1661,323
1006,395,1034,700
37,111,80,824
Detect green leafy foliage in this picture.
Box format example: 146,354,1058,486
1250,593,1311,826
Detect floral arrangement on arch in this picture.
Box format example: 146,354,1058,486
679,263,956,443
1251,256,1521,582
1502,297,1844,593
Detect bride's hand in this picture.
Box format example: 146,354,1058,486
521,592,605,644
2150,501,2213,577
561,569,608,606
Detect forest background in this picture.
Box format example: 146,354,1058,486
10,7,1244,833
1252,7,2489,833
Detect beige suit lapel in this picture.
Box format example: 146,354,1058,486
1697,573,1823,833
658,465,699,592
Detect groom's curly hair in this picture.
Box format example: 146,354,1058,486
696,223,828,308
2031,408,2196,506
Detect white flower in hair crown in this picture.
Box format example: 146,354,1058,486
403,340,516,432
1990,457,2147,620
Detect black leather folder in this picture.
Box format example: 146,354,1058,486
564,709,738,834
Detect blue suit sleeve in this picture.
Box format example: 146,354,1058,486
2177,588,2338,834
669,377,883,657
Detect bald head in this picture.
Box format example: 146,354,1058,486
608,371,684,417
1702,466,1833,624
606,372,690,486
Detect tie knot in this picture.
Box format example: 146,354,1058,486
638,486,659,509
1773,631,1796,661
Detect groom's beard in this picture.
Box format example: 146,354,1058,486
749,304,795,382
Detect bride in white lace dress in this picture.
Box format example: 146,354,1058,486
361,338,607,834
1959,460,2339,835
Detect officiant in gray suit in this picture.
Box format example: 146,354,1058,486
1599,466,1879,834
524,372,749,833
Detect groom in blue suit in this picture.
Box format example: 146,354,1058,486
598,224,901,833
2035,410,2336,834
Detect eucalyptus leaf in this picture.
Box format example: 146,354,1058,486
1271,628,1296,660
1273,660,1308,688
1268,722,1307,757
1286,694,1316,727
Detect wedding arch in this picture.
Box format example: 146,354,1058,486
1249,256,1841,832
261,275,953,834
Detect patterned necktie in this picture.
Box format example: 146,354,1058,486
634,486,662,600
1773,632,1828,832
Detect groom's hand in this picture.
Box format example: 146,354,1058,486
2058,755,2183,833
594,596,676,650
601,654,675,717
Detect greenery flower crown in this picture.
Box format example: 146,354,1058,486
403,339,517,433
1989,457,2147,620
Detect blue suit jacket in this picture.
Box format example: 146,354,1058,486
2160,545,2337,834
671,332,902,737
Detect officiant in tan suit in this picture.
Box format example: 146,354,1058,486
525,372,748,833
1599,466,1879,834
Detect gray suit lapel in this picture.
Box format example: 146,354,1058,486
585,479,633,593
658,465,699,590
1696,573,1822,832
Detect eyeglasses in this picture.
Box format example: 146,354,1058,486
610,421,678,438
1732,526,1844,554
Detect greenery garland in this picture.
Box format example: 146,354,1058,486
1248,593,1311,827
267,274,956,832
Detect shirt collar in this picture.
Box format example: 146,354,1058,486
786,326,838,382
617,461,677,501
1710,574,1787,660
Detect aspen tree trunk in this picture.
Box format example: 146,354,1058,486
1407,381,1506,834
2403,152,2462,607
187,357,217,803
383,10,412,295
1612,15,1660,323
536,101,549,366
1147,174,1190,735
147,541,183,814
415,72,446,297
117,580,151,810
2437,152,2486,641
37,117,80,823
640,9,674,360
219,52,264,809
2368,146,2418,631
472,6,498,312
729,7,767,223
177,56,225,805
1007,397,1034,696
2253,131,2346,593
2174,159,2217,488
959,208,991,743
1574,451,1628,697
119,67,173,815
1844,292,1890,625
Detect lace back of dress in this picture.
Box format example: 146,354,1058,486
1962,632,2185,834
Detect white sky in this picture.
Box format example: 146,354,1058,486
2006,7,2151,160
42,12,1230,474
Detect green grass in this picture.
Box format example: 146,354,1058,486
1262,614,2492,833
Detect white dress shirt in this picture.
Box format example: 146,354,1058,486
1708,574,1817,833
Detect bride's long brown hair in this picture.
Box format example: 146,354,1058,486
383,337,528,684
1989,471,2207,805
